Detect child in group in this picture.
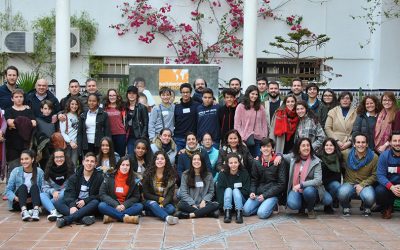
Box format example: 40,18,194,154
176,152,219,219
98,156,143,224
217,153,250,224
60,96,81,167
148,87,175,141
142,151,179,225
6,150,44,221
40,149,74,221
36,100,56,138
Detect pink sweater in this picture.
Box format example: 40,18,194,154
234,103,268,141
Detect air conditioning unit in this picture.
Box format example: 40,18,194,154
1,31,34,53
51,28,80,53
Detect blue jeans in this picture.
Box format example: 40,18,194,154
98,202,143,221
287,186,332,211
375,184,397,209
126,137,137,157
223,188,245,210
112,134,127,157
324,180,341,200
54,199,99,225
174,137,186,152
144,200,175,221
247,139,261,158
243,196,278,219
337,183,375,209
40,190,65,213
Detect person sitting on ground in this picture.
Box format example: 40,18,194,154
131,138,153,180
55,152,104,228
98,156,143,224
97,137,120,173
201,133,219,180
142,151,179,225
375,131,400,219
217,153,250,224
337,133,378,217
40,149,74,221
6,150,44,221
150,128,177,166
176,152,219,219
243,138,286,219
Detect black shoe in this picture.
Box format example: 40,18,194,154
176,211,190,219
224,209,232,223
56,218,66,228
211,209,220,219
332,199,339,208
235,210,243,224
324,206,334,214
81,216,96,226
372,204,383,213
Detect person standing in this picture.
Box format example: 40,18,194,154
0,66,19,110
218,88,237,145
257,77,268,103
148,87,175,141
197,88,220,148
25,78,60,118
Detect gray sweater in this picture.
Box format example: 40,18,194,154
148,103,175,140
179,171,214,206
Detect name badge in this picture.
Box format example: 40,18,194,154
195,181,204,188
80,185,88,192
162,110,169,116
234,182,242,188
183,108,190,114
115,187,124,193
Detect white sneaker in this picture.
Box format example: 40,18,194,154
165,215,179,225
21,210,31,221
31,209,40,221
47,210,58,222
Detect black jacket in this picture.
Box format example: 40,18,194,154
125,103,148,138
250,158,286,199
351,114,377,150
99,173,141,208
216,145,255,174
60,93,85,111
63,167,104,208
218,105,237,143
77,108,111,154
25,90,60,117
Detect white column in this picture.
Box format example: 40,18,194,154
242,0,258,91
55,0,70,99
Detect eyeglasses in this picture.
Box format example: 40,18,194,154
55,156,65,159
382,99,393,103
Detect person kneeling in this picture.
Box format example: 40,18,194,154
217,153,250,224
54,152,103,228
243,139,286,219
98,156,143,224
6,150,44,221
176,152,219,219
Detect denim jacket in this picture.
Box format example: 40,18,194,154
6,166,44,210
41,178,69,197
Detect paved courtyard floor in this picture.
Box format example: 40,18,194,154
0,190,399,249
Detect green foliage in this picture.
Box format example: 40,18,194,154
17,72,39,93
89,56,105,78
118,77,129,100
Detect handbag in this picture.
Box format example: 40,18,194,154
245,111,257,147
50,115,69,149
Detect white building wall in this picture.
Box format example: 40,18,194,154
1,0,399,89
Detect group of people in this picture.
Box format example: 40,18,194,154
1,65,400,228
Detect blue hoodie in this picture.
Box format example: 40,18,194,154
377,149,400,189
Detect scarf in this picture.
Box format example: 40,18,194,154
162,143,171,153
347,147,375,171
49,164,69,186
308,98,320,112
374,109,392,151
341,107,350,118
320,153,341,173
274,107,299,141
38,113,52,123
185,144,201,158
115,170,129,203
292,156,311,191
260,153,277,168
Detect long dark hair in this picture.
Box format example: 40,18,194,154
44,149,74,181
277,94,297,111
115,155,137,185
295,100,319,124
318,138,344,167
321,88,338,109
64,96,82,115
242,85,261,111
223,152,244,173
97,137,117,169
20,149,39,185
132,138,153,165
143,151,176,187
292,138,315,163
223,129,244,148
187,152,208,188
105,88,124,110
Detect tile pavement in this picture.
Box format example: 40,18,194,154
0,189,399,249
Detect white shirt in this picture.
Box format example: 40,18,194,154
23,172,33,192
85,109,98,144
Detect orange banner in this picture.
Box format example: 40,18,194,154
159,69,189,90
